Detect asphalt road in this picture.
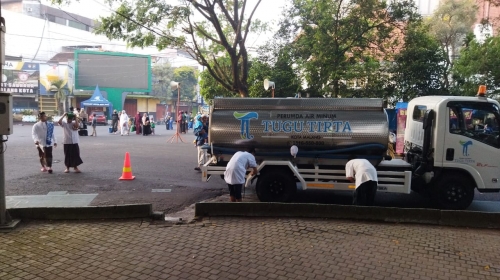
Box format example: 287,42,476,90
4,123,225,213
3,122,500,214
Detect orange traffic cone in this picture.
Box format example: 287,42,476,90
119,152,135,180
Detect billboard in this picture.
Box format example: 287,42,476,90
1,61,39,95
39,63,69,95
75,51,151,92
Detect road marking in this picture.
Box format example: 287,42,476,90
152,189,172,193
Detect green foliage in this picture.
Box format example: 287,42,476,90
390,22,448,102
151,63,175,101
199,56,238,101
21,109,34,115
248,41,302,98
173,66,198,102
50,79,67,115
281,0,420,97
452,35,500,96
427,0,478,89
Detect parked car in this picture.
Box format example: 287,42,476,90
88,111,107,125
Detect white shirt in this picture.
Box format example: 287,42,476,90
60,121,80,144
345,159,378,188
32,121,57,147
224,152,257,185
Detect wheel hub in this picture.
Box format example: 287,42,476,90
269,180,284,195
446,186,465,202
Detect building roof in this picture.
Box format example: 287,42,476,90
47,52,74,64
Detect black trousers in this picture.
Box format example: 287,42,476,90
227,184,243,200
353,180,377,206
37,146,53,167
112,120,118,132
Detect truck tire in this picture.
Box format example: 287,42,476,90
256,171,296,202
433,173,475,210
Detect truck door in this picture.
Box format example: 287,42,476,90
444,101,500,190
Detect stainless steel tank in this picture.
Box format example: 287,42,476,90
209,98,388,153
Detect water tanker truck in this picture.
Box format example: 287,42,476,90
201,91,500,210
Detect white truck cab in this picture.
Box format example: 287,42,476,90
405,91,500,209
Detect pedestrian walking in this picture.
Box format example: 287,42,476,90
223,148,258,202
142,113,152,136
111,110,119,134
90,113,97,137
169,114,174,131
58,112,83,173
134,111,142,135
178,111,186,133
194,114,209,171
128,117,133,132
345,156,378,206
120,110,130,136
184,111,189,132
188,112,193,130
31,112,57,173
79,108,88,124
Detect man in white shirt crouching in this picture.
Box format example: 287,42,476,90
345,155,378,206
224,147,258,202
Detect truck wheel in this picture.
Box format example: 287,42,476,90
256,171,296,202
434,174,475,210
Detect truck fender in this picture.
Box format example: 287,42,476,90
438,165,483,189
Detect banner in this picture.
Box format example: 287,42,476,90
1,61,39,95
39,63,69,95
396,109,407,154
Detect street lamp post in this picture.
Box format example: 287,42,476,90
167,81,184,143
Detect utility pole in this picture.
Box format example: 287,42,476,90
0,14,21,231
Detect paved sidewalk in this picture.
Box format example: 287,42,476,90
1,218,500,280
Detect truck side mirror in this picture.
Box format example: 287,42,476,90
422,110,435,129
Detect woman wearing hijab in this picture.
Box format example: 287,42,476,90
120,110,130,136
178,110,186,133
134,111,142,135
142,113,151,136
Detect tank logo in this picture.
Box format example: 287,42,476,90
459,140,473,156
234,112,259,139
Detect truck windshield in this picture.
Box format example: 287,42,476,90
449,102,500,148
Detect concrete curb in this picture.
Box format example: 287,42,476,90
8,204,153,220
194,202,500,229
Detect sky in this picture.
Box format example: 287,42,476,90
39,0,289,51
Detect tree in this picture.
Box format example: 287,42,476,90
452,35,500,96
199,56,236,101
427,0,477,90
248,40,302,98
52,0,266,97
50,79,67,115
151,63,175,102
280,0,419,97
390,22,448,102
173,66,198,102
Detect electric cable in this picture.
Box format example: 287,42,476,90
0,136,8,155
31,17,47,62
58,8,92,29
